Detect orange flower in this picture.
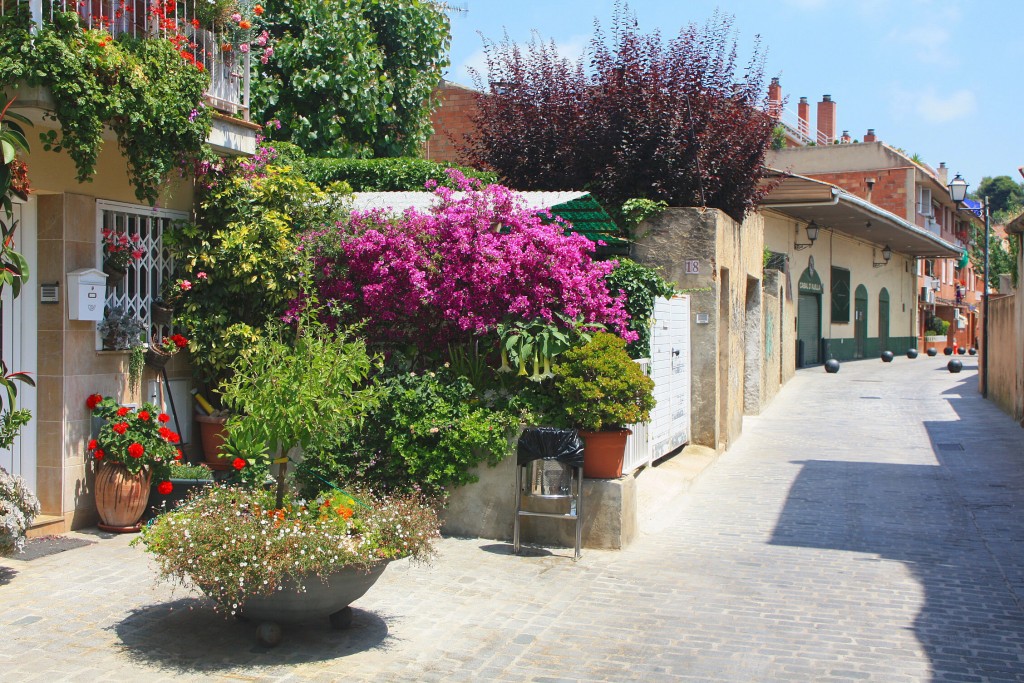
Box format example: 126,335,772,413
253,5,264,15
336,506,353,519
238,20,251,29
221,43,233,52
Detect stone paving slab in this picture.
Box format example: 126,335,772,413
2,355,1024,681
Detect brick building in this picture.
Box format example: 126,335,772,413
766,83,982,353
422,79,479,166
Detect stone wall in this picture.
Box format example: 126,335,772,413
631,208,764,451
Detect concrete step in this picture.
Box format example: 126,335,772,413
26,515,67,539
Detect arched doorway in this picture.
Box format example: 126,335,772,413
854,284,868,358
797,266,823,366
878,288,890,354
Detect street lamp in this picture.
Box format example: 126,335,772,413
794,220,819,250
872,245,892,268
947,173,990,398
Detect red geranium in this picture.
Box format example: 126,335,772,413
128,443,145,458
87,439,98,450
232,458,246,471
94,449,105,460
157,481,173,495
86,399,178,481
113,422,128,435
167,432,181,444
175,449,184,461
117,407,130,417
138,411,151,421
158,414,171,423
86,394,103,410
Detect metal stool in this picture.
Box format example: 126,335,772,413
513,427,584,560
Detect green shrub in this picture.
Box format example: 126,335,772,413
604,259,675,359
553,332,655,431
300,156,496,191
295,369,518,498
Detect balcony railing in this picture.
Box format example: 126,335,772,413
14,0,250,120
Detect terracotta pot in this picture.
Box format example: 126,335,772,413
196,414,230,470
578,428,632,479
95,462,151,533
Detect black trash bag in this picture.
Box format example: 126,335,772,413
516,427,584,467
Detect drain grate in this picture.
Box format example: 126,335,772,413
936,442,965,452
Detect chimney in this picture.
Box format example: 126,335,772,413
937,161,948,185
864,128,877,143
841,130,851,144
768,77,782,118
817,94,837,144
797,97,810,138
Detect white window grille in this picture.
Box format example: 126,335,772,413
97,200,188,347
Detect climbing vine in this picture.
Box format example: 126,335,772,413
1,6,211,204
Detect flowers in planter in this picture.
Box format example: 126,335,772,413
137,484,439,613
87,396,181,489
101,229,144,273
153,333,189,356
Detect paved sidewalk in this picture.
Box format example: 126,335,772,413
3,355,1024,681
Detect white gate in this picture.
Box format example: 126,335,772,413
623,295,691,473
1,199,38,493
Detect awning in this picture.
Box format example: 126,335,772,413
760,171,965,259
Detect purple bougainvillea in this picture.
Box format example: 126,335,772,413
290,170,634,349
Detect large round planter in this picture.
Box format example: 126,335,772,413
196,414,230,470
145,478,213,518
578,429,631,479
95,462,151,533
239,563,390,645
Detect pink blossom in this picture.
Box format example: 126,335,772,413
239,43,250,53
196,271,208,280
291,170,634,348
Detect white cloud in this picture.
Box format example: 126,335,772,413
892,25,954,66
889,86,977,124
451,34,590,86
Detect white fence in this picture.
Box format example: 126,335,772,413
622,358,652,474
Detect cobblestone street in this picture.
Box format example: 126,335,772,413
3,356,1024,682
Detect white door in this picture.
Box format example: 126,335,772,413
1,198,38,493
648,295,691,459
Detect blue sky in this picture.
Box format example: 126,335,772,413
445,0,1023,190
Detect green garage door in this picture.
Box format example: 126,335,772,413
798,293,821,365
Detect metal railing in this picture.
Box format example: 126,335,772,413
622,358,652,475
13,0,249,120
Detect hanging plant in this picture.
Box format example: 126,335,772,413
1,8,212,205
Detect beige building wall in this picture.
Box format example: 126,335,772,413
987,293,1021,422
632,208,764,452
21,115,194,531
763,210,916,355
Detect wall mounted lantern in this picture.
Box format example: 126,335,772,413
873,245,892,268
794,220,819,251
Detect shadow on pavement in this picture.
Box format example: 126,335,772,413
113,597,391,672
0,565,16,585
770,375,1024,682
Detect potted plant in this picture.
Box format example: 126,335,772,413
552,332,655,479
97,307,146,392
100,228,143,286
144,461,214,517
86,394,181,532
137,484,438,645
0,465,40,556
144,333,189,371
152,276,199,324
